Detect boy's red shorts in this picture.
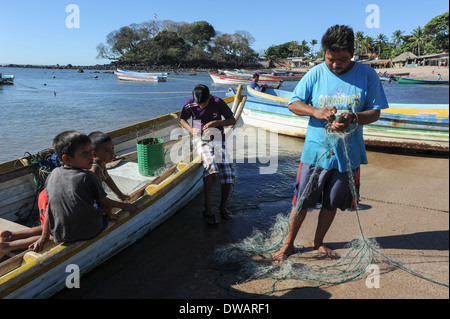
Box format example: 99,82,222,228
38,189,48,227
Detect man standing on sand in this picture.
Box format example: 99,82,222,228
272,25,389,263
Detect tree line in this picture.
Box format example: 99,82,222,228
96,20,258,68
264,12,448,61
97,12,448,68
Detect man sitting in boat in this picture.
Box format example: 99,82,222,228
180,85,236,225
250,73,281,92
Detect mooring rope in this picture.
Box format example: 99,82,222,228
213,114,449,296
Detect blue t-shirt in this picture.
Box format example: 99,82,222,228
250,80,264,91
289,62,389,172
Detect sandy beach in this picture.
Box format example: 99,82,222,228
290,65,449,80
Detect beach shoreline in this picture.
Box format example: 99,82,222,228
288,65,449,80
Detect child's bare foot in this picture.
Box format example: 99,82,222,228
272,242,294,264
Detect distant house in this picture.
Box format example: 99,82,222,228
361,59,392,69
416,53,449,67
392,52,418,68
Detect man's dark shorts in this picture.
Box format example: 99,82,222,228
292,162,360,211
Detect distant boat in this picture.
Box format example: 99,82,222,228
396,76,449,85
114,69,168,82
240,86,449,153
208,72,282,86
0,74,14,84
222,69,303,81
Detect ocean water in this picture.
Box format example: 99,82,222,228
0,67,448,163
1,67,448,298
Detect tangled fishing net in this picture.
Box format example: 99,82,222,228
213,119,448,294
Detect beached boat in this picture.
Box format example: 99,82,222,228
114,69,168,82
208,72,282,86
0,87,246,298
241,86,449,152
0,74,14,84
396,76,449,85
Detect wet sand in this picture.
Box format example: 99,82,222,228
53,134,449,300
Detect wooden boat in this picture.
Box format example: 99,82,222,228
242,86,449,152
222,69,303,81
255,71,304,82
0,87,246,298
114,69,168,82
208,72,282,86
0,74,14,84
396,76,449,85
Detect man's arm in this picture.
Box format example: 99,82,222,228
289,100,337,122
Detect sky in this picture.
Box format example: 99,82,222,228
0,0,448,66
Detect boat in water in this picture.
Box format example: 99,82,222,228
208,72,282,86
241,86,449,153
0,74,14,84
396,76,449,85
114,69,168,82
0,87,246,298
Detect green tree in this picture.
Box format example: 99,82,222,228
355,31,364,56
423,12,449,53
375,33,388,57
410,26,425,56
310,39,318,57
391,30,404,48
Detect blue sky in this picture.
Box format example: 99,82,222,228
0,0,448,66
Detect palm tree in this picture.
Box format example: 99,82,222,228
375,33,388,57
310,39,318,57
355,31,364,56
391,30,404,48
411,26,425,56
362,36,373,54
299,40,309,56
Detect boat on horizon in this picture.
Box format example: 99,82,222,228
240,86,449,153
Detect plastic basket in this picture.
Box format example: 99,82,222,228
136,138,165,176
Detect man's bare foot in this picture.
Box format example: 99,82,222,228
272,242,294,264
312,242,339,259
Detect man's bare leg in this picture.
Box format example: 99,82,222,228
312,207,339,258
272,206,308,263
203,175,218,224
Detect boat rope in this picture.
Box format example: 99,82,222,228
213,115,449,297
360,196,449,213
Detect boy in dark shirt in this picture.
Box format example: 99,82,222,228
180,85,236,225
31,131,117,251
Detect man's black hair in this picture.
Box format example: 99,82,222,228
321,25,355,54
192,84,210,104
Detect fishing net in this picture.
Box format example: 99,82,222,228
213,118,449,295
